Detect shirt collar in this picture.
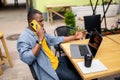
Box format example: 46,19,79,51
25,27,48,41
25,27,36,36
25,27,39,41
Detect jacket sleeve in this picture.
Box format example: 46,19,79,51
45,33,64,46
17,36,36,65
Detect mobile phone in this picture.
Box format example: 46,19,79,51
30,20,41,31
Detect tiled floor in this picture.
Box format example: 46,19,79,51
0,5,120,80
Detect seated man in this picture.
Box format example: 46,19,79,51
17,9,86,80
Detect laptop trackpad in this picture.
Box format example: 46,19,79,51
70,44,83,58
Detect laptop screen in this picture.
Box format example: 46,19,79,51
88,29,103,57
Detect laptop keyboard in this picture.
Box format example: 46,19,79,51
79,45,89,56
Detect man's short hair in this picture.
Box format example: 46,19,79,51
27,9,42,22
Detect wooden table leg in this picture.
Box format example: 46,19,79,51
0,48,3,75
0,66,2,75
0,48,4,61
1,36,13,67
49,8,53,24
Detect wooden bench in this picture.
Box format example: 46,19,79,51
46,4,71,24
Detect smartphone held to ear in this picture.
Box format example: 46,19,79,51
30,20,41,31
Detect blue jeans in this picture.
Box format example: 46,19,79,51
56,56,82,80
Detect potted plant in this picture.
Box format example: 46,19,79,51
64,11,76,35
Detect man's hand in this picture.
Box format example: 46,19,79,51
82,30,88,38
75,31,83,40
36,25,45,41
75,30,88,40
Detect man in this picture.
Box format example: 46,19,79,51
17,9,85,80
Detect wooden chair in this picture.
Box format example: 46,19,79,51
0,32,13,75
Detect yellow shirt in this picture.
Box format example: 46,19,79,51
41,38,58,70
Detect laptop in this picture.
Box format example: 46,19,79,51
70,29,103,58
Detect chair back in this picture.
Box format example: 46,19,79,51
54,26,70,36
54,26,70,56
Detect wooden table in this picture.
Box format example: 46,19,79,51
106,34,120,44
46,4,71,24
61,37,120,80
